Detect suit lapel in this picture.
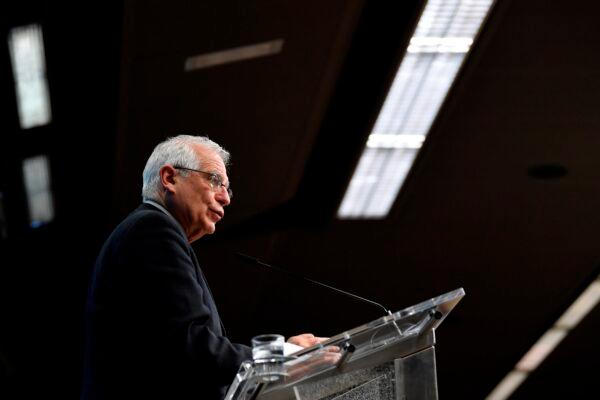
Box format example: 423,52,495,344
189,247,227,336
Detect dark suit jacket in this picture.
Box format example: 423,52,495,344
81,203,251,400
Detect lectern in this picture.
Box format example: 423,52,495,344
225,288,465,400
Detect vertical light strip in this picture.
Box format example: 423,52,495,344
8,24,52,129
22,155,55,228
486,276,600,400
338,0,495,218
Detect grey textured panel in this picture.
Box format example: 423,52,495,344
294,363,396,400
330,373,395,400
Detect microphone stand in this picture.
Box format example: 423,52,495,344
235,252,403,337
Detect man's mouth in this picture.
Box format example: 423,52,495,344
209,209,224,221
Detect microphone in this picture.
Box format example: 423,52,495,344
235,252,393,316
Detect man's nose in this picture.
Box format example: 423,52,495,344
215,187,231,206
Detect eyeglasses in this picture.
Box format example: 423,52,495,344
174,166,233,198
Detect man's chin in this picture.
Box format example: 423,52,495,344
188,224,215,243
205,223,216,235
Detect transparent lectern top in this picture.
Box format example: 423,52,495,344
225,287,465,400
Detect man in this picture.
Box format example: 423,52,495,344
82,135,321,400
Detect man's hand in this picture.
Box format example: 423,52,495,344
285,348,342,380
287,333,328,348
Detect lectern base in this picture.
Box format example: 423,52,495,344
292,347,438,400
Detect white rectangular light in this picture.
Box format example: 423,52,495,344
555,280,600,329
185,39,284,71
408,36,473,53
367,134,425,149
338,0,495,219
485,370,528,400
338,148,418,218
515,327,567,372
8,24,52,129
486,276,600,399
22,155,54,228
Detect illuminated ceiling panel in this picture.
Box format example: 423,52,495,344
8,24,52,129
338,0,495,219
23,155,55,228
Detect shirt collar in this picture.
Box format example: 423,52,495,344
142,198,192,242
143,198,175,220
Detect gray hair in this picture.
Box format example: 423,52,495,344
142,135,230,201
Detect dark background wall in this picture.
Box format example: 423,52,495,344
1,1,600,399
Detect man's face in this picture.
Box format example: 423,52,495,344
169,144,231,242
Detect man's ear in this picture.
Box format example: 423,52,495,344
159,165,178,194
